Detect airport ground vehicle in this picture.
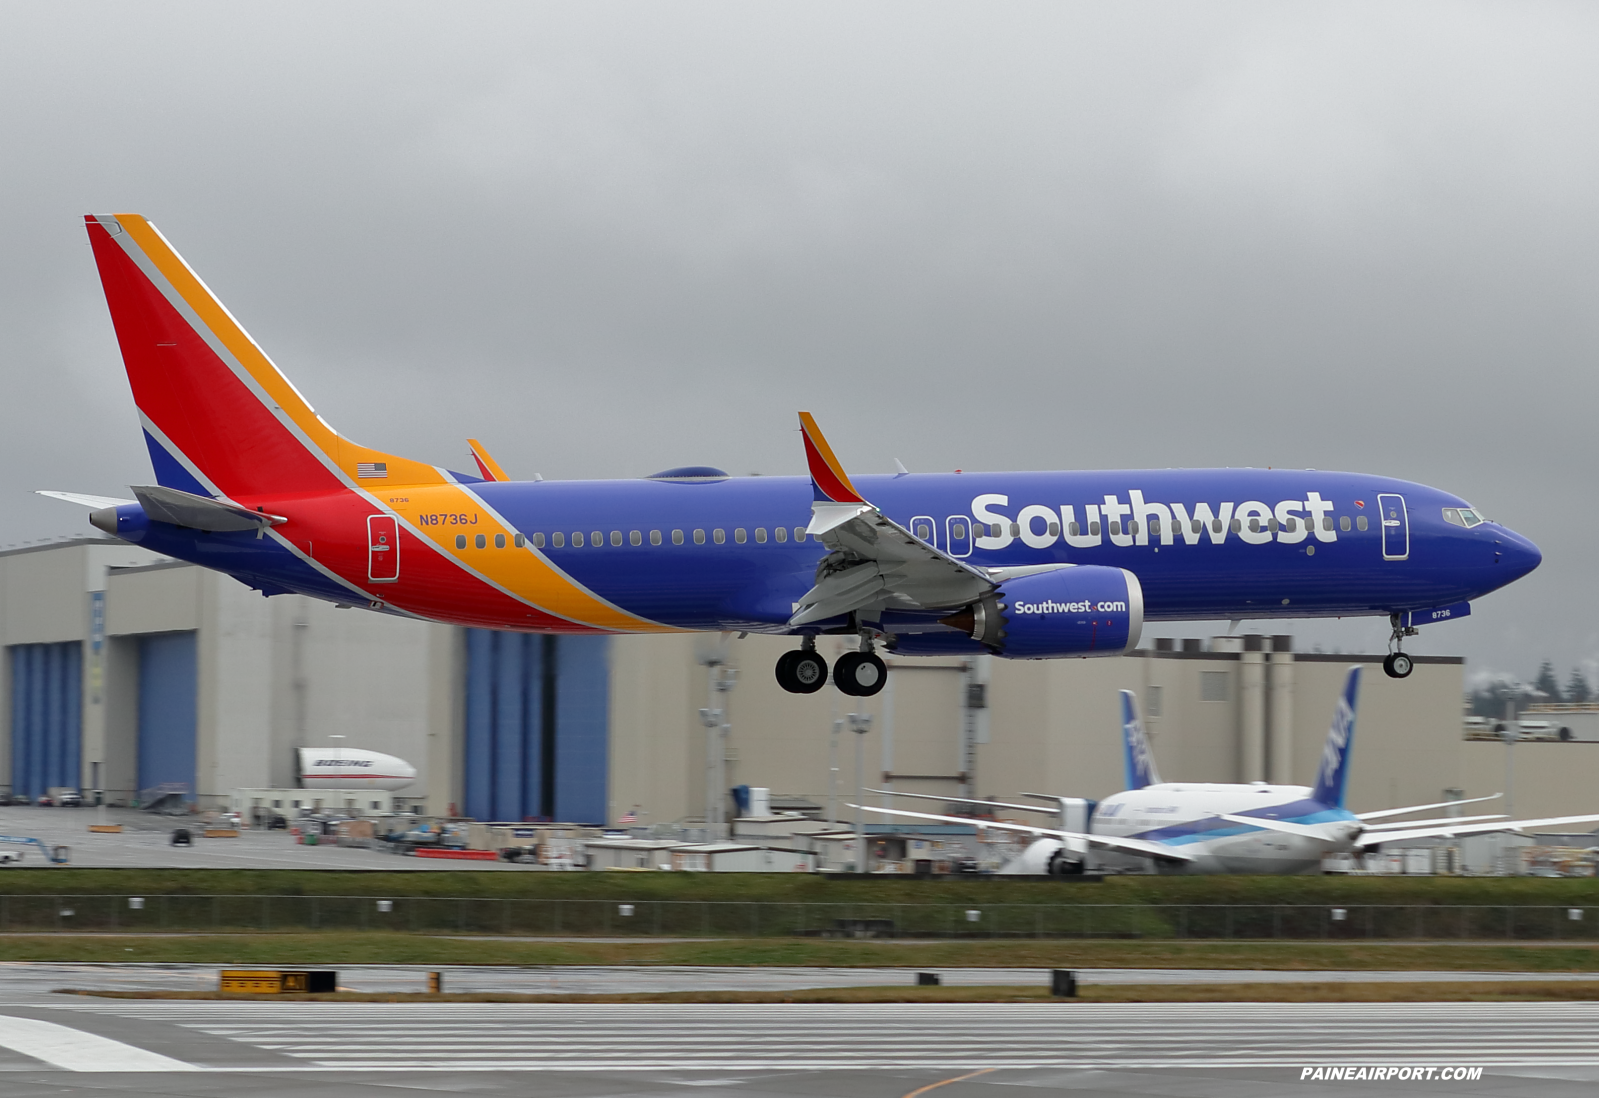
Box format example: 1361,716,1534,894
48,215,1542,697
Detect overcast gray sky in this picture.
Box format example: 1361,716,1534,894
2,2,1595,684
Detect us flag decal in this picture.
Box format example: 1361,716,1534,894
357,462,388,479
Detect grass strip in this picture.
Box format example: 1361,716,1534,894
58,982,1599,1004
11,933,1599,971
8,866,1599,907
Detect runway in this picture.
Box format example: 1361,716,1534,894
0,966,1596,1094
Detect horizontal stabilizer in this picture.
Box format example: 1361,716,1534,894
36,490,136,509
131,485,286,533
1361,812,1599,848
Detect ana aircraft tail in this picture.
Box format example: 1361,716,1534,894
1311,666,1363,808
84,214,444,502
1120,689,1162,789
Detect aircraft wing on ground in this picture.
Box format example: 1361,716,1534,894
1358,814,1507,832
790,413,992,626
1214,813,1354,841
853,803,1195,864
1357,813,1599,848
1356,793,1502,821
862,787,1051,816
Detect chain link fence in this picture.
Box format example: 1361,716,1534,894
4,896,1599,940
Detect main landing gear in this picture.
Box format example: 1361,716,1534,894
1383,613,1416,679
775,636,888,697
775,639,828,694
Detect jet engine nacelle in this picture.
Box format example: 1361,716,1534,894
942,565,1144,658
998,838,1087,876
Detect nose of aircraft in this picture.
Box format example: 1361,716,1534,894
1492,526,1542,582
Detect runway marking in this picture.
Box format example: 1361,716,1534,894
0,1015,196,1072
901,1067,995,1097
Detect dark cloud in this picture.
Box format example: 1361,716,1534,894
3,2,1594,676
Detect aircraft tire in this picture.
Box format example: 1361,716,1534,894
1383,652,1414,679
834,652,887,697
778,650,829,694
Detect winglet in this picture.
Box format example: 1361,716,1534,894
1121,690,1162,790
798,413,866,504
467,439,509,483
1311,666,1362,809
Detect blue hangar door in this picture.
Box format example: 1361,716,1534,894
463,632,609,824
137,632,198,801
8,642,82,798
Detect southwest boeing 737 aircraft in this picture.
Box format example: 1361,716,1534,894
45,215,1542,698
861,668,1599,874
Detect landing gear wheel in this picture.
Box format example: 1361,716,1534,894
1383,652,1414,679
776,650,828,694
834,652,888,697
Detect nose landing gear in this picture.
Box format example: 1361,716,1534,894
1383,613,1417,679
775,638,828,694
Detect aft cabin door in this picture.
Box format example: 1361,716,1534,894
1377,493,1408,561
367,515,399,582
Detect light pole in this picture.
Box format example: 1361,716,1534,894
697,655,737,841
849,712,872,873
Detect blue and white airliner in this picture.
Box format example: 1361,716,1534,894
44,215,1543,698
863,667,1599,874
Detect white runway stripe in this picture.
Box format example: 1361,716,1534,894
63,1000,1599,1071
0,1015,196,1072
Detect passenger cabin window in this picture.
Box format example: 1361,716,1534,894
1339,516,1351,532
1109,521,1122,536
1322,517,1333,531
1267,518,1278,532
516,533,528,547
1230,519,1242,533
1068,522,1080,536
734,528,747,544
1128,520,1139,535
952,523,967,539
693,529,706,544
455,535,466,549
1356,516,1368,531
630,530,642,546
714,529,726,544
529,533,542,548
1048,522,1060,537
775,527,787,543
591,530,601,546
1149,519,1159,535
494,533,505,548
1191,520,1202,534
611,530,623,546
755,527,767,543
1089,521,1100,535
915,522,931,540
1009,523,1021,537
1211,519,1222,533
794,527,806,542
475,534,486,549
650,530,662,545
552,532,565,548
672,529,684,545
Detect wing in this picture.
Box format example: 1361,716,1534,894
36,490,136,509
1359,814,1507,832
1361,812,1599,848
854,803,1195,864
863,787,1054,816
1214,813,1352,842
790,413,992,627
1356,793,1501,821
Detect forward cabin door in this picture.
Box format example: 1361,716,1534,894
1376,493,1409,561
368,515,400,582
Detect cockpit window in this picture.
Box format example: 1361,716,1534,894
1443,506,1486,528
